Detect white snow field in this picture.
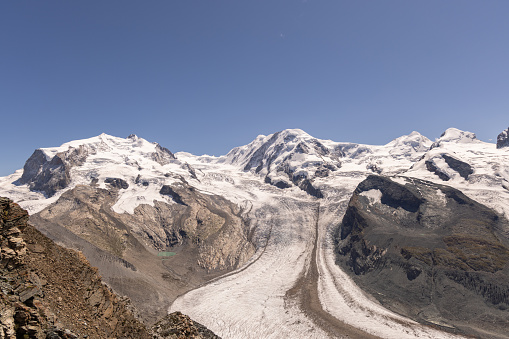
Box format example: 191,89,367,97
2,128,508,338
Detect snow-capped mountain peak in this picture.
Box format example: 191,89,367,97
222,129,343,197
1,133,195,214
385,131,432,156
433,127,478,147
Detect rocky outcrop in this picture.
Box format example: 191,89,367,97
296,178,323,198
424,153,473,181
159,185,187,206
441,154,473,179
425,159,450,181
17,145,92,198
497,127,509,149
104,177,129,190
151,312,220,339
1,197,151,338
18,150,72,198
152,144,177,165
335,175,509,338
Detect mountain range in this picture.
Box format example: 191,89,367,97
1,126,509,338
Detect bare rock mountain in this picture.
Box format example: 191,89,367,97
335,175,509,339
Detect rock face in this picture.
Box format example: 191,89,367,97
497,127,509,149
425,159,450,181
335,175,509,338
17,150,72,197
18,145,93,197
0,197,151,338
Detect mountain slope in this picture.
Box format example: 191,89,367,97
0,197,151,338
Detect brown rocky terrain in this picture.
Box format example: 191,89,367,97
0,197,150,338
30,180,254,324
335,175,509,339
151,312,220,339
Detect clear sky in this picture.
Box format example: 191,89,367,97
1,1,508,176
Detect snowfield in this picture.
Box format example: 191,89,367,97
2,128,508,338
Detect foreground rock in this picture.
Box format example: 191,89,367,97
151,312,220,339
0,197,150,338
335,175,509,339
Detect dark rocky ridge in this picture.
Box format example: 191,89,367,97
424,153,473,181
104,177,129,190
335,175,509,339
159,185,187,206
442,154,473,179
497,127,509,149
425,159,450,181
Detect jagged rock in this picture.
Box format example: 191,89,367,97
159,185,187,206
297,179,323,198
497,127,509,149
17,146,92,197
264,176,291,189
335,175,509,337
151,311,221,339
152,144,177,165
425,160,450,181
104,177,129,189
46,328,79,339
0,307,16,339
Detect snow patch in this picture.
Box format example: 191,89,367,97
359,189,382,204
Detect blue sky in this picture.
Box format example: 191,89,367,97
1,1,508,175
